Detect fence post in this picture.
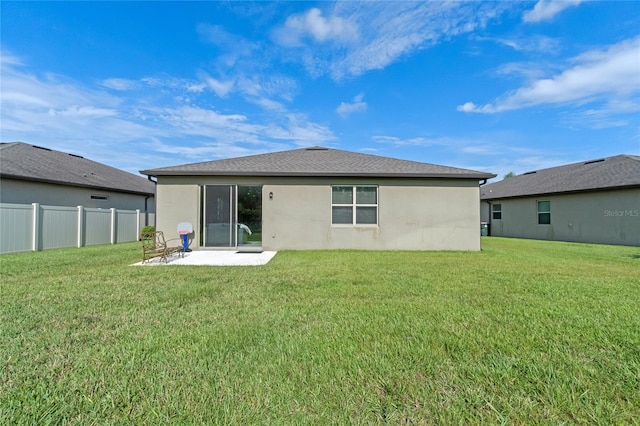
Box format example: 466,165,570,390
77,206,84,248
136,209,141,240
110,208,117,244
32,203,40,252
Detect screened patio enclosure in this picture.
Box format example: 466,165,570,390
201,185,262,249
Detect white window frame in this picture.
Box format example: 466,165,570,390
537,200,551,225
492,203,502,220
331,185,378,226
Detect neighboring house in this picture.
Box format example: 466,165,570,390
141,146,495,251
0,142,155,215
480,155,640,246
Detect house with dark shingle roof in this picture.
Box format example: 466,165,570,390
480,155,640,246
0,142,155,214
141,146,495,251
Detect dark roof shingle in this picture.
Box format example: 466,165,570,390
0,142,155,195
141,146,495,179
481,155,640,200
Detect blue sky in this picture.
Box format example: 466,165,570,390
2,1,639,180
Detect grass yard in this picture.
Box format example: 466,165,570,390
1,238,639,424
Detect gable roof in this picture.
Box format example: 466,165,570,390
0,142,155,196
481,154,640,200
141,146,495,180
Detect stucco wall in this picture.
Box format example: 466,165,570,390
485,188,639,246
0,178,155,212
480,199,491,223
154,176,482,251
155,181,200,240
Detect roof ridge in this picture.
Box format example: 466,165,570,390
1,141,155,195
481,153,639,199
141,146,496,179
515,154,635,176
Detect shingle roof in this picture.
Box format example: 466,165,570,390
481,154,640,200
0,142,155,195
141,146,495,180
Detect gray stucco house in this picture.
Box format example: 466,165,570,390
480,155,640,246
141,146,495,251
0,142,155,214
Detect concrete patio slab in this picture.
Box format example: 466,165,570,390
132,250,277,266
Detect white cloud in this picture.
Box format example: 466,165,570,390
148,105,271,145
186,82,207,93
249,97,286,112
197,24,258,53
523,0,584,23
274,2,510,80
150,139,269,161
101,78,139,91
0,56,335,172
457,36,640,115
457,102,482,113
373,133,569,179
191,72,297,110
372,135,462,148
478,34,560,53
272,114,336,145
1,59,122,117
560,99,640,129
197,24,259,68
204,76,235,97
461,145,494,155
48,106,118,118
236,75,298,103
494,62,551,80
155,106,335,146
0,52,23,66
336,93,367,118
274,8,359,46
101,75,205,93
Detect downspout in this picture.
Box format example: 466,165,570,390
144,195,151,226
479,179,490,236
146,175,157,227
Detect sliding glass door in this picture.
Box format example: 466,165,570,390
203,185,236,247
237,186,262,248
202,185,262,248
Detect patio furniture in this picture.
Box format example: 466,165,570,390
141,231,184,263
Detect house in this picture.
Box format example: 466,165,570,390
141,146,495,251
480,155,640,246
0,142,155,215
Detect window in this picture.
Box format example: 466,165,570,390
332,186,377,225
492,203,502,220
91,194,109,200
537,200,550,225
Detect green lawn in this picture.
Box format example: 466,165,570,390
1,238,638,424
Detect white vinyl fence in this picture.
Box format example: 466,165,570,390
0,203,155,254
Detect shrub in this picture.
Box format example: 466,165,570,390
141,225,155,234
140,225,155,240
